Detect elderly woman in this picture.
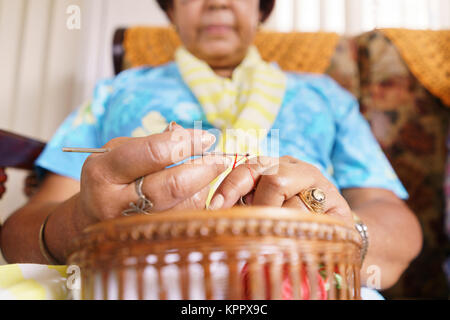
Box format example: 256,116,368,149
2,0,421,297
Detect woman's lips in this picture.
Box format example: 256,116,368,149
203,25,234,36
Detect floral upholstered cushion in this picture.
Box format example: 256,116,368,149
325,37,360,99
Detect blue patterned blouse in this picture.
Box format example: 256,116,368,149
35,62,408,200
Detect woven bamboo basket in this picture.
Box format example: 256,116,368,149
67,207,362,300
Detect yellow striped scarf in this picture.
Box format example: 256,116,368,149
175,46,287,206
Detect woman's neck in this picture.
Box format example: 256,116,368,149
211,66,235,78
208,55,245,79
192,48,248,79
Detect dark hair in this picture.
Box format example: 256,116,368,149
156,0,275,22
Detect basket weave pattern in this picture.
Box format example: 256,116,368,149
68,208,362,300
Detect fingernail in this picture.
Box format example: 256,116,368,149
163,121,175,132
201,132,216,149
209,194,224,210
167,121,183,132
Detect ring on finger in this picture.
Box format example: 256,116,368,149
298,187,326,214
122,177,154,216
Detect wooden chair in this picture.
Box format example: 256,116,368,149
0,129,46,200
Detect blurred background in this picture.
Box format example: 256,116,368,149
0,0,449,298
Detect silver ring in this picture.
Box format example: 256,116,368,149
122,177,154,216
239,196,247,206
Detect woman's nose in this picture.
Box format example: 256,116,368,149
205,0,231,10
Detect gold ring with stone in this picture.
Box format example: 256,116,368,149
298,188,326,214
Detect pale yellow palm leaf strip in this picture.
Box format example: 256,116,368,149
0,264,69,300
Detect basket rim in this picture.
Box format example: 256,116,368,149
68,207,361,255
83,206,351,232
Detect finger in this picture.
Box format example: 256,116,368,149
171,185,211,211
91,128,217,184
209,156,278,210
251,158,325,207
94,136,133,151
261,159,352,217
162,121,184,133
282,194,310,211
119,155,230,212
283,192,352,226
254,156,348,210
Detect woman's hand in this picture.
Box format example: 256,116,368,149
77,123,227,227
209,156,354,227
1,123,231,264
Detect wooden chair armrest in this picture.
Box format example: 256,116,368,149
0,129,46,170
0,130,46,200
0,168,6,200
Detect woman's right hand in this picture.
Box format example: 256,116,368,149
76,122,227,228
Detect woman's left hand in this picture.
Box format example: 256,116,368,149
209,156,354,227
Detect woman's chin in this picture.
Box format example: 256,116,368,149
197,41,242,61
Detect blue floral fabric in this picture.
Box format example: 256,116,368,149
35,62,408,199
